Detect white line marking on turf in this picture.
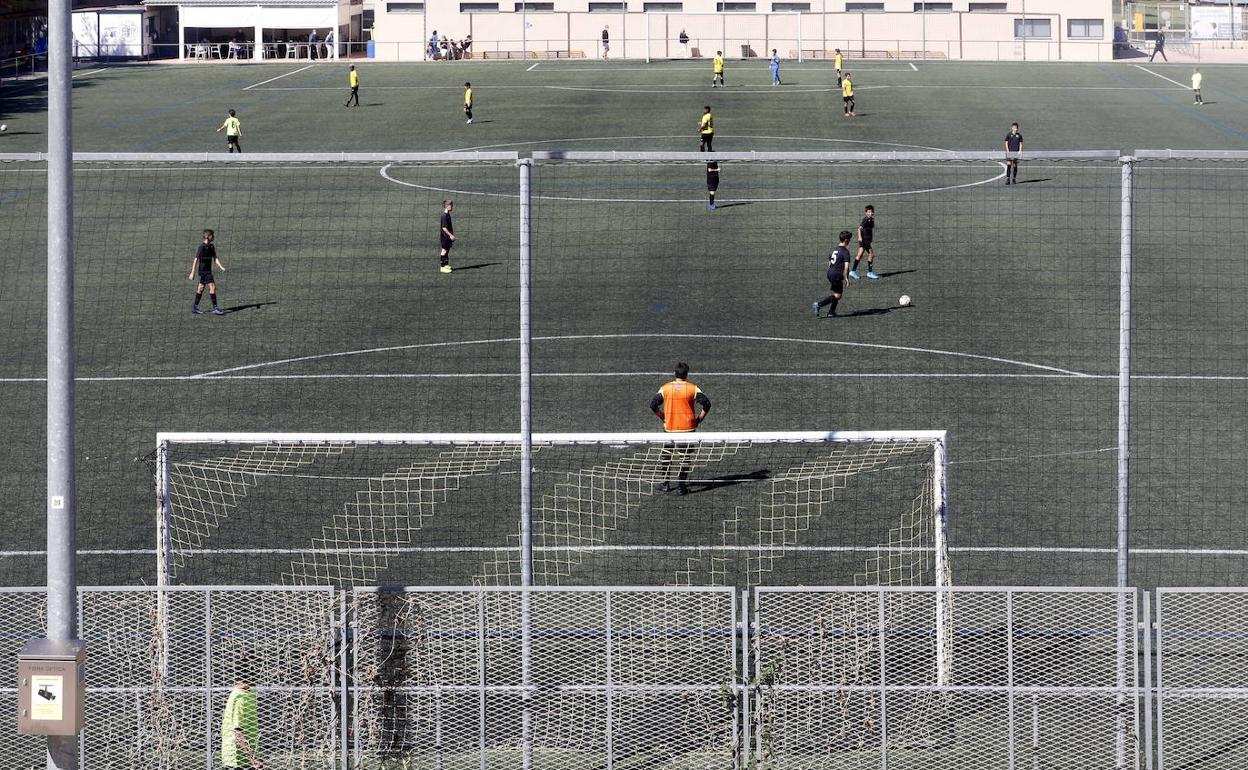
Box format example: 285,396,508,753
527,62,539,71
185,333,1091,379
909,62,918,71
74,68,107,78
2,545,1246,559
381,157,1007,202
1133,64,1191,90
448,134,953,153
243,63,315,91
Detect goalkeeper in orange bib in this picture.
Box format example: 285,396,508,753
650,361,712,495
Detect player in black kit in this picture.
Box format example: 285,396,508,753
439,199,455,273
706,161,719,210
813,230,852,319
1004,123,1023,185
849,204,877,280
188,229,225,315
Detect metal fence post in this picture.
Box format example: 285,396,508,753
517,156,535,770
604,590,614,770
877,589,889,770
1006,590,1016,770
1142,590,1154,770
1117,156,1135,770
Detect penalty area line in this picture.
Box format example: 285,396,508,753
1133,64,1190,90
909,62,918,71
527,62,539,71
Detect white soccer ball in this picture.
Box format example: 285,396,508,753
899,294,912,307
0,125,7,132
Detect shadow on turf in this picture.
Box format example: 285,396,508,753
873,269,917,278
220,301,278,314
1013,178,1052,185
450,261,501,271
684,469,772,494
713,201,753,209
834,304,915,318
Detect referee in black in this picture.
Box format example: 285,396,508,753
1004,122,1023,185
813,230,852,319
438,199,455,273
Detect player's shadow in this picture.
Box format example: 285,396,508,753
714,201,753,209
0,130,39,136
451,262,501,271
874,269,917,278
1014,178,1051,185
221,301,278,314
687,468,772,494
837,304,914,318
468,119,497,124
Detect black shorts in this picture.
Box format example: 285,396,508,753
198,268,215,284
843,96,852,104
350,85,359,94
226,135,239,145
707,181,719,192
440,238,454,251
858,240,872,251
827,275,844,294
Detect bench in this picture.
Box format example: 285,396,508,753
796,49,947,60
481,49,586,59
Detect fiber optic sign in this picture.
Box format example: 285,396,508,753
16,638,85,736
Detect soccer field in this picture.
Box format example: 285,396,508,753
1,58,1246,590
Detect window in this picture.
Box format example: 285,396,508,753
1014,17,1051,38
968,2,1006,10
845,2,884,11
913,2,952,10
643,1,682,9
773,2,810,10
1068,18,1104,39
386,2,423,12
717,2,756,10
515,1,553,9
588,1,626,10
459,2,499,10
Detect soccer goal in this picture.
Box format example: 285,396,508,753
153,430,949,592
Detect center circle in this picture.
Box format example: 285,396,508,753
381,136,1006,203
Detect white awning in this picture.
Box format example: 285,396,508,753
179,4,334,28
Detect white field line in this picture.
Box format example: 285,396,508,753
5,372,1245,385
1133,64,1191,90
242,63,315,91
1,545,1245,558
0,67,106,97
250,82,1185,92
527,62,539,71
909,62,918,71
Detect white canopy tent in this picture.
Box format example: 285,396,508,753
144,0,339,60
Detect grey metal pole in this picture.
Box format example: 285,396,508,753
1116,156,1135,770
1117,155,1133,592
517,157,534,770
47,0,79,759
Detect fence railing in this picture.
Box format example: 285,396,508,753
4,585,1247,768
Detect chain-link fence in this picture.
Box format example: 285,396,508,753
753,587,1140,770
1154,589,1248,770
8,585,1247,768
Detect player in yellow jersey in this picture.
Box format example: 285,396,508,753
712,51,725,87
698,105,714,152
1192,68,1203,105
834,49,843,86
216,109,241,152
841,72,855,117
344,64,359,107
463,82,473,124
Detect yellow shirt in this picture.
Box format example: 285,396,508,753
834,53,842,69
221,116,241,136
699,112,713,134
713,55,724,73
464,87,473,106
842,79,853,97
349,70,358,87
1192,72,1202,89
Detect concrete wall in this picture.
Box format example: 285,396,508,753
371,0,1113,61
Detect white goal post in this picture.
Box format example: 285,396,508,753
155,430,949,593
